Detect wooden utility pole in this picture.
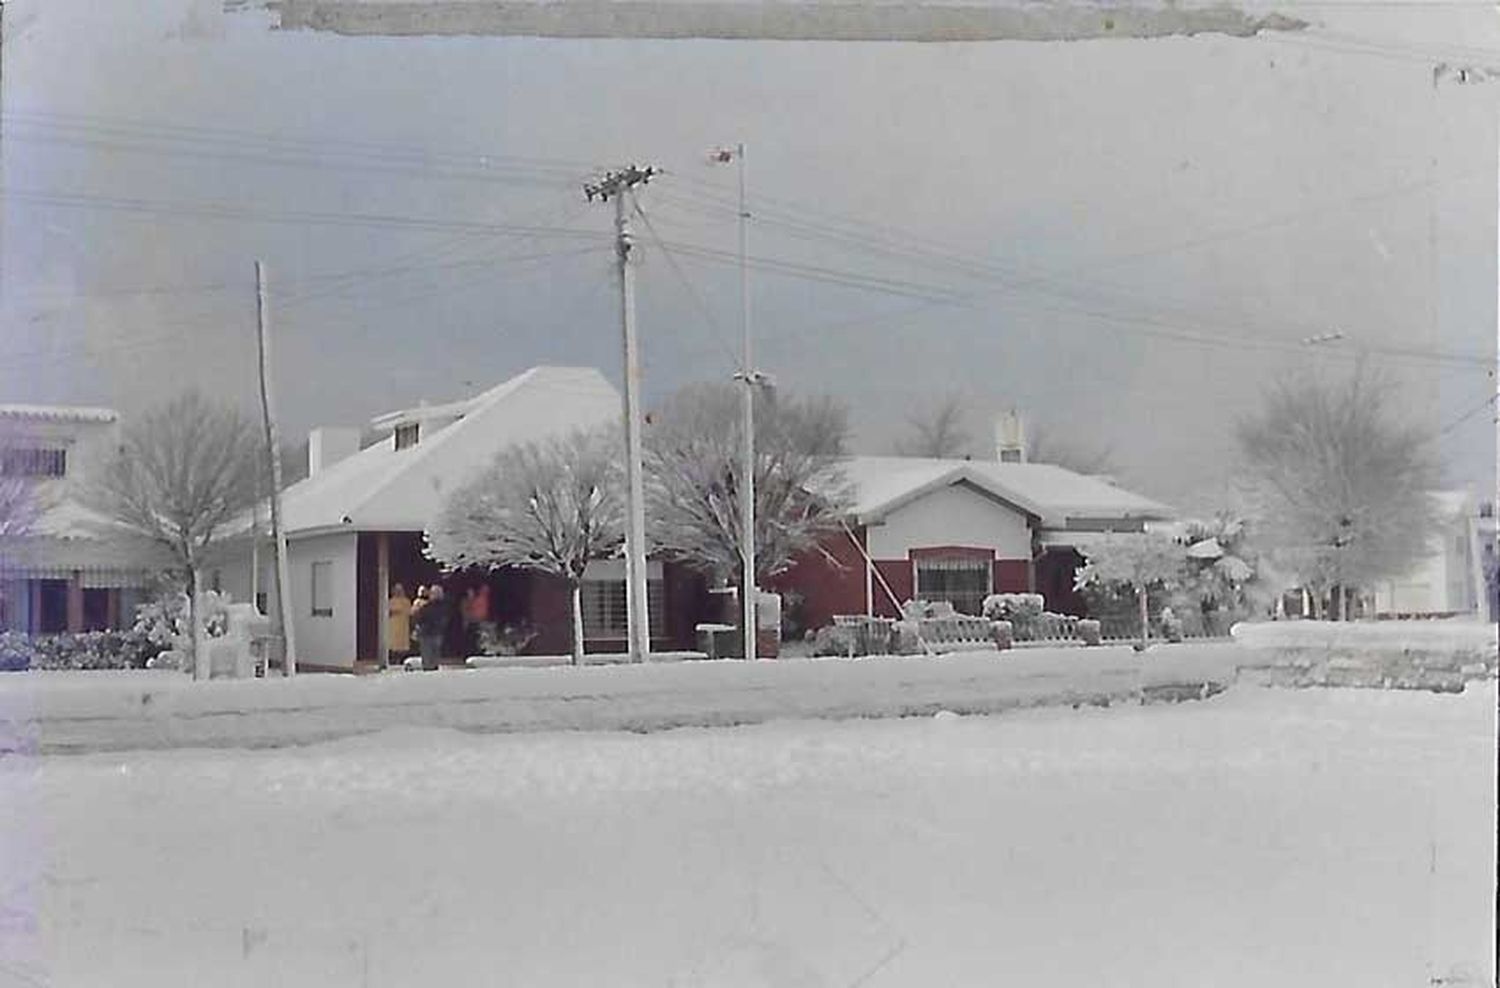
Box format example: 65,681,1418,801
255,261,297,676
586,166,658,662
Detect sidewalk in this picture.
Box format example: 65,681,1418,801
0,644,1245,755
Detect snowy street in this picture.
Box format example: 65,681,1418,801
2,682,1493,986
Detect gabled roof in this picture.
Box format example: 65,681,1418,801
843,456,1172,528
272,366,620,536
0,404,118,424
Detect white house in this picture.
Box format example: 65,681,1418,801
1371,489,1494,619
218,366,673,670
0,404,170,634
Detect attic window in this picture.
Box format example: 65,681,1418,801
395,423,420,451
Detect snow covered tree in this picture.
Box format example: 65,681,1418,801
85,391,262,680
645,383,854,618
1236,368,1438,620
1171,514,1262,635
427,427,624,665
896,395,973,458
1074,532,1185,648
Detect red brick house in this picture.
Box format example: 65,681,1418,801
770,456,1173,631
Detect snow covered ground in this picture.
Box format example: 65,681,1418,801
1,682,1492,986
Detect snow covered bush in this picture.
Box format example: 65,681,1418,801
811,624,859,657
476,620,539,657
0,632,30,671
132,590,231,671
0,629,160,671
981,593,1043,624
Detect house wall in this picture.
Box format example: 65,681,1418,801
865,482,1031,561
1373,513,1480,616
287,532,359,669
768,525,870,632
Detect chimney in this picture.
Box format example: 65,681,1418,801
995,410,1027,464
307,426,361,477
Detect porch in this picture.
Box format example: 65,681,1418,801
350,532,717,664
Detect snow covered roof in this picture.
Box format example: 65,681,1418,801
272,366,621,536
0,404,117,424
841,456,1173,528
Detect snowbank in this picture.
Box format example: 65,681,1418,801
0,644,1243,754
1232,619,1497,657
1231,619,1497,691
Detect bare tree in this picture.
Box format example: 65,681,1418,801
895,395,972,458
1027,420,1117,476
1236,368,1437,619
85,391,263,679
646,383,854,618
427,428,624,665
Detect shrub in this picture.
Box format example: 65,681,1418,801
779,590,809,641
132,590,232,670
0,633,30,672
476,620,538,656
0,628,161,671
811,624,859,657
982,594,1046,637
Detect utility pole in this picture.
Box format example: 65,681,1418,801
586,166,658,663
712,144,761,659
255,261,297,677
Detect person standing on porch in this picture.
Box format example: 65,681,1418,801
415,584,450,671
387,583,412,667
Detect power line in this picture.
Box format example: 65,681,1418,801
1437,393,1499,436
0,109,601,175
0,244,608,368
1,187,610,241
628,197,742,371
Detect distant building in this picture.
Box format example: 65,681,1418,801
769,454,1174,629
0,404,168,634
1370,489,1494,619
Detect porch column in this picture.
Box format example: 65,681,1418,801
864,545,873,618
376,532,390,665
106,588,121,630
28,580,41,634
66,571,84,633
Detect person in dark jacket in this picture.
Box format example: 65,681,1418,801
415,584,451,671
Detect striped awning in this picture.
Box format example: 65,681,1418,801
0,564,155,587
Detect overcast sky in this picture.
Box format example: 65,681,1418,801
2,0,1495,511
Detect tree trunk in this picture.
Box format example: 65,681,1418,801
568,580,585,667
1137,582,1149,650
190,565,206,682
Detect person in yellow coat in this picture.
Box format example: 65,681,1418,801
387,583,413,668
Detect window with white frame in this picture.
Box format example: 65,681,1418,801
580,560,666,639
914,555,992,615
310,561,333,617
